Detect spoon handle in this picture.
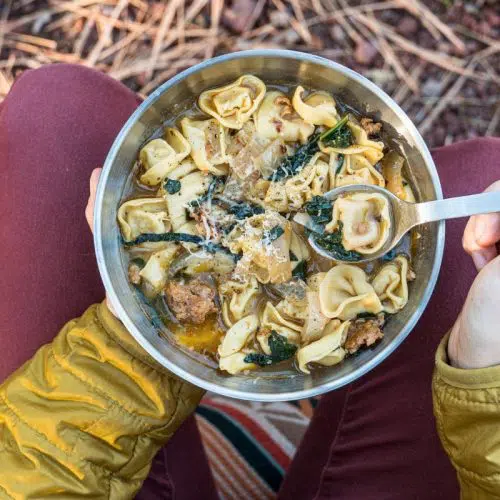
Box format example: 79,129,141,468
415,192,500,225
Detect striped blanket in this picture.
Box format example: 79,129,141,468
195,395,317,499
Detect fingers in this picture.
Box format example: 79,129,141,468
85,168,103,233
463,180,500,271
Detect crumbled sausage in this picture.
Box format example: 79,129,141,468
344,318,384,354
360,117,382,136
166,279,218,324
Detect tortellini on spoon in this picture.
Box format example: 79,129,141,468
199,75,266,129
326,192,391,255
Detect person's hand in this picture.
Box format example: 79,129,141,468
448,181,500,369
85,168,118,317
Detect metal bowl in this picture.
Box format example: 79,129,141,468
94,50,444,401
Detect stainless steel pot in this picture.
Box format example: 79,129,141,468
94,50,444,401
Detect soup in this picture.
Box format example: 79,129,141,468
117,76,416,375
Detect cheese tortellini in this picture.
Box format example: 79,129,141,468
292,86,340,128
372,255,410,313
335,154,385,188
326,193,391,255
139,128,191,186
118,198,170,242
161,160,212,231
320,121,384,165
218,315,260,374
318,265,383,320
220,277,261,328
255,91,315,143
180,117,229,175
264,152,334,212
119,75,418,378
199,75,266,129
297,319,350,374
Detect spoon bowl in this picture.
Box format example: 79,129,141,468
295,184,500,263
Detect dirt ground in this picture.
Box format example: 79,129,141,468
0,0,498,148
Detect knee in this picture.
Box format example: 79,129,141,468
5,63,138,110
10,64,106,97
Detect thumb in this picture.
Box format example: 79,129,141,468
474,211,500,247
463,180,500,270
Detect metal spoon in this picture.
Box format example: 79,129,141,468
293,184,500,263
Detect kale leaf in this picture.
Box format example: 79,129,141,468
243,353,274,366
304,195,333,226
321,116,353,149
244,330,298,366
263,225,284,244
164,178,181,194
268,330,298,362
269,116,351,182
188,176,225,210
124,232,235,257
269,132,321,182
227,202,265,220
312,221,362,262
292,260,307,280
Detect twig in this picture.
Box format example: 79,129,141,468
74,6,99,56
393,62,425,105
243,0,267,33
272,0,312,44
206,0,223,59
85,0,129,67
305,1,400,27
486,105,500,136
418,47,497,134
454,25,500,51
0,0,13,57
395,0,465,53
147,0,183,80
365,11,419,94
354,13,491,81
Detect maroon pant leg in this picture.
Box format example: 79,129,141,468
279,137,500,500
0,65,217,500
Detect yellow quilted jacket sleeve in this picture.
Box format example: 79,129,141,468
433,334,500,499
0,302,204,499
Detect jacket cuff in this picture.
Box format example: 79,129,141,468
435,333,500,388
97,301,174,377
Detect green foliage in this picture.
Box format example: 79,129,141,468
188,176,225,210
263,225,284,244
244,331,298,366
320,116,353,149
313,222,362,262
227,202,265,219
292,260,307,280
269,116,351,182
304,195,333,226
124,232,234,257
164,178,181,194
